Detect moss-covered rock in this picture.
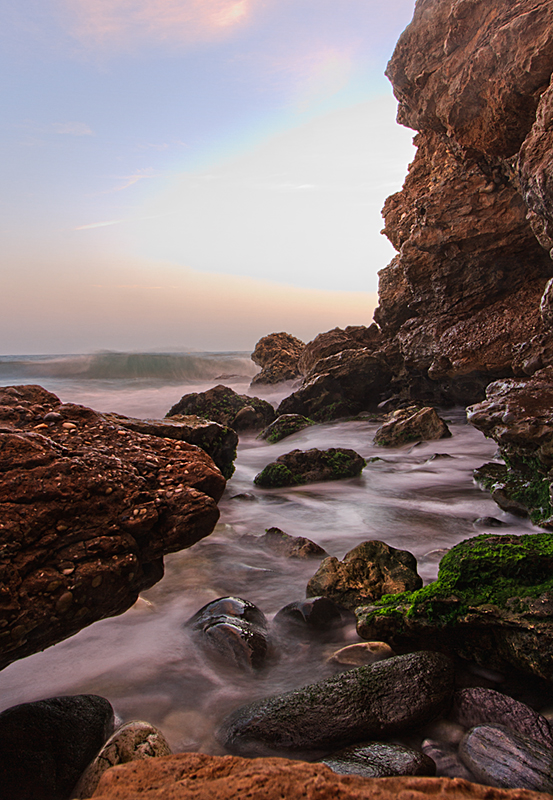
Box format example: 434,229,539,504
356,533,553,684
166,384,276,433
258,414,315,444
253,448,366,488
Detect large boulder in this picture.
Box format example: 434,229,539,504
218,651,454,757
250,332,305,386
306,540,422,610
277,349,392,422
166,384,276,432
105,413,238,479
356,533,553,685
297,325,382,376
88,752,553,800
0,694,114,800
0,385,225,670
254,448,366,488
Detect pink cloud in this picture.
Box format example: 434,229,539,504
58,0,261,50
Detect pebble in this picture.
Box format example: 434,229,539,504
327,642,395,667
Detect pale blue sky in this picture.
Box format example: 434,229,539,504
1,0,416,353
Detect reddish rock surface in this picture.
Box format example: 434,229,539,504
0,384,225,671
90,752,553,800
250,332,305,386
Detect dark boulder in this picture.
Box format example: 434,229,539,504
272,597,354,640
459,725,553,793
186,597,269,672
218,651,455,757
307,540,422,610
320,741,435,779
258,414,315,443
254,448,366,488
0,694,114,800
167,385,275,432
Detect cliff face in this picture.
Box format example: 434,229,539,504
376,0,553,404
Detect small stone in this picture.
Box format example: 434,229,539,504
62,421,77,430
327,642,395,667
55,591,73,614
72,720,172,799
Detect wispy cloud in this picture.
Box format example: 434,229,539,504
52,121,95,136
99,167,160,193
58,0,261,51
74,219,123,230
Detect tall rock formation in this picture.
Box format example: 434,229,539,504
376,0,553,404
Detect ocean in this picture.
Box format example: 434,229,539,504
0,351,537,753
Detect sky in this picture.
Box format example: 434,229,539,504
1,0,417,354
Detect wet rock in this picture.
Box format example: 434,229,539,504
297,325,382,376
72,721,172,799
374,406,451,447
421,740,475,781
277,349,393,422
451,688,553,748
250,332,305,386
307,540,422,610
166,384,276,432
218,651,455,757
326,641,395,668
356,533,553,685
0,385,224,670
473,516,507,529
254,447,366,488
186,597,269,672
473,463,530,518
459,724,553,793
255,527,328,559
104,413,238,479
87,752,553,800
272,597,354,639
0,694,114,800
320,741,435,779
258,414,315,443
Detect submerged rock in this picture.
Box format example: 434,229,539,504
105,413,238,479
72,721,171,799
166,384,276,432
356,533,553,684
307,540,422,610
218,651,454,757
459,725,553,793
250,332,305,386
0,385,225,670
186,597,269,672
0,694,114,800
320,741,435,779
252,527,328,559
258,414,315,443
451,688,553,749
374,406,451,446
254,447,366,488
272,597,354,640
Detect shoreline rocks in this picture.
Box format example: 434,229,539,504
250,332,305,386
166,385,276,432
254,447,366,488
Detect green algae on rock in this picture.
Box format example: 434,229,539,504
356,533,553,684
253,447,366,488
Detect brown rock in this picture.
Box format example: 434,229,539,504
250,332,305,386
307,540,422,610
255,527,328,559
298,326,381,376
166,384,276,431
90,752,553,800
0,385,225,671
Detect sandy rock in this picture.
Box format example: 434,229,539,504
90,753,553,799
218,651,454,757
326,642,395,668
73,721,172,799
374,407,451,446
0,694,114,800
0,385,224,670
250,332,305,386
307,540,422,610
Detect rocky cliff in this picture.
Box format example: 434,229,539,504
375,0,553,404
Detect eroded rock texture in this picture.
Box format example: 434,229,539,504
0,385,225,671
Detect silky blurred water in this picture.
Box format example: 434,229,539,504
0,360,538,753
